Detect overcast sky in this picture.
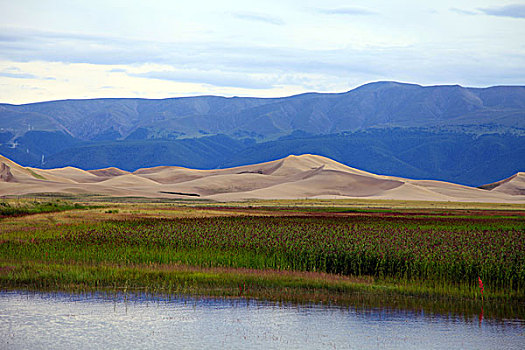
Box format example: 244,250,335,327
1,0,524,104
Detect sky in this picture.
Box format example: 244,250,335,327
0,0,524,104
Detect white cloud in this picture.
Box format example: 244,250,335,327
232,12,285,25
0,1,524,103
131,70,275,89
479,4,525,19
0,71,38,79
316,7,377,16
449,8,478,16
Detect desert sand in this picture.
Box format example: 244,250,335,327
1,154,524,203
479,173,525,196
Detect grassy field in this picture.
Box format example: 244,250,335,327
0,197,524,318
219,198,525,210
0,198,86,217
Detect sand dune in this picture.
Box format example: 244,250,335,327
1,154,524,203
37,166,101,183
88,167,130,177
479,173,525,196
133,166,209,184
207,170,403,201
97,174,161,187
0,155,46,182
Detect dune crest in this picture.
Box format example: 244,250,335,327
0,153,523,203
479,173,525,196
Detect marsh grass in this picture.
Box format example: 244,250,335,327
1,209,523,305
2,261,522,320
0,198,85,217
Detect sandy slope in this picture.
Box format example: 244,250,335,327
1,154,524,203
88,167,130,177
0,155,46,181
36,166,101,183
479,173,525,196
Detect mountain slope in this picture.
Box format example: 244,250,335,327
1,82,524,141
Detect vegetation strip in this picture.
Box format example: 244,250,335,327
0,199,86,217
0,204,523,319
1,261,522,320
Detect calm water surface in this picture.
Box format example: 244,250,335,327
0,291,523,349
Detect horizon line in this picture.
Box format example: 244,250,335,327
2,80,524,106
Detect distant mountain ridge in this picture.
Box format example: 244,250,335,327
1,81,524,187
2,81,524,141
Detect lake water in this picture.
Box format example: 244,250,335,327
1,291,523,349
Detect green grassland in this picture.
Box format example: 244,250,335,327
0,198,523,318
0,198,86,217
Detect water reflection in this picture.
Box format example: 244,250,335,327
479,305,484,326
0,291,523,350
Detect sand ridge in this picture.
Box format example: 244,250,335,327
1,154,524,203
480,173,525,196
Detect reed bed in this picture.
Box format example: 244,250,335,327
0,199,84,217
1,214,523,300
